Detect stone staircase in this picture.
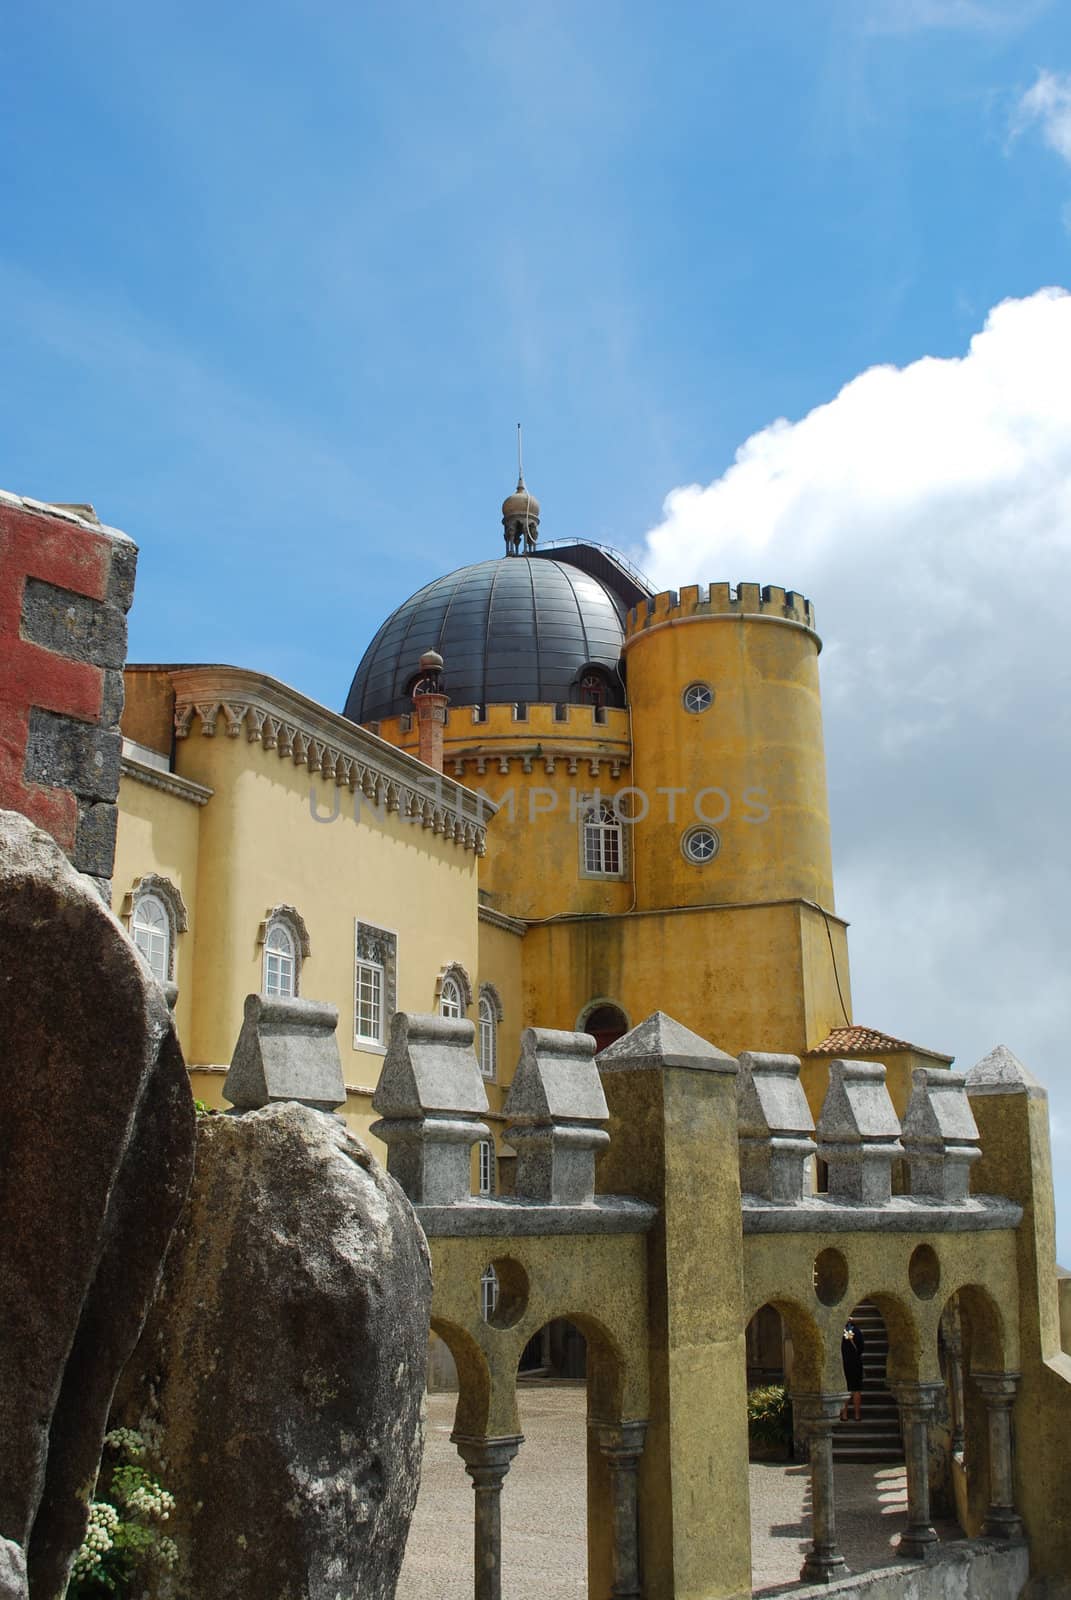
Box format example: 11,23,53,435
832,1300,904,1464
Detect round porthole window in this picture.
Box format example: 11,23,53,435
682,681,714,714
682,826,720,863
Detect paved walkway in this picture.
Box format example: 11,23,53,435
399,1388,960,1599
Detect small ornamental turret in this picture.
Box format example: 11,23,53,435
502,424,540,554
412,648,448,773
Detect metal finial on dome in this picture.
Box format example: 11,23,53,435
502,424,540,556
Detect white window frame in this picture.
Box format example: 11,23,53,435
131,892,170,985
353,919,398,1053
478,1138,495,1196
263,919,298,997
354,956,385,1047
579,796,626,879
439,975,464,1019
478,993,498,1080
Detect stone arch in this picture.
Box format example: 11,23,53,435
745,1293,825,1394
857,1290,920,1386
430,1316,492,1439
478,980,505,1023
577,998,631,1054
947,1282,1008,1376
257,903,311,958
436,962,474,1011
518,1307,627,1424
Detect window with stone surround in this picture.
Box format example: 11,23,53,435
580,797,625,878
125,873,188,986
259,906,310,998
478,987,501,1080
354,920,397,1050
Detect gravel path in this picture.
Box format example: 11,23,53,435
398,1388,960,1599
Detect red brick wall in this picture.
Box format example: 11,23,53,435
0,492,137,889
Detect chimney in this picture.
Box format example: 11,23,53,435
412,649,448,773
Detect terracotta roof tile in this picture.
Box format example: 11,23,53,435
805,1024,953,1063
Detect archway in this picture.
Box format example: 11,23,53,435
579,1000,629,1053
398,1319,493,1600
743,1297,823,1591
938,1284,1007,1536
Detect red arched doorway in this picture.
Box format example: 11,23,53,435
581,1003,629,1054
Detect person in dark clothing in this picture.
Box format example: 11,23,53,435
840,1320,865,1421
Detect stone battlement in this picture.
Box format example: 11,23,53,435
625,581,817,641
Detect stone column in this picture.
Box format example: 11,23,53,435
792,1393,848,1583
893,1383,941,1559
973,1373,1024,1538
943,1313,966,1455
591,1421,647,1599
453,1434,523,1600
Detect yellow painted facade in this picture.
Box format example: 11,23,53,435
110,530,1071,1593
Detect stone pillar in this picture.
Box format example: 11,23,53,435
597,1013,749,1599
944,1319,966,1456
591,1421,647,1600
453,1435,523,1600
973,1373,1024,1538
894,1383,941,1559
792,1394,848,1583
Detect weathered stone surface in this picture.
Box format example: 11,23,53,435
503,1028,609,1203
0,810,195,1598
595,1011,736,1073
224,991,346,1111
371,1012,490,1203
114,1102,432,1600
737,1051,816,1202
902,1067,981,1202
817,1058,903,1205
966,1043,1046,1098
0,1540,27,1600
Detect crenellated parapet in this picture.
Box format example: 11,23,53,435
624,581,817,644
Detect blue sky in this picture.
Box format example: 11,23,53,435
3,2,1071,1251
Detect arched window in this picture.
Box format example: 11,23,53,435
478,993,498,1079
132,893,170,984
436,962,473,1018
577,668,609,707
581,799,624,878
124,874,188,986
264,921,297,996
439,975,464,1018
258,906,310,999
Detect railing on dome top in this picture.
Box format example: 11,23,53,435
535,536,655,596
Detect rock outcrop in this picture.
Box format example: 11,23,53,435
0,810,196,1599
114,1101,432,1600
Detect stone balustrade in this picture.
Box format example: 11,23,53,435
816,1058,904,1204
370,1013,491,1204
902,1066,981,1201
502,1027,609,1204
224,993,346,1113
736,1051,816,1202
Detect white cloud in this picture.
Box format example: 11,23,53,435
1014,69,1071,167
638,288,1071,1259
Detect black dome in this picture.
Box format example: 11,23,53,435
343,555,627,723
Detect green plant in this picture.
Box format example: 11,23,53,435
67,1428,178,1597
747,1383,792,1447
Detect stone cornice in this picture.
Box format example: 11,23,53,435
478,904,528,937
168,665,490,856
120,755,214,806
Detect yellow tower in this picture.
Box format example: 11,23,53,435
624,581,834,912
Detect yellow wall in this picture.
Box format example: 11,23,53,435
171,735,479,1073
113,771,202,1048
376,703,633,921
521,901,836,1060
624,591,835,913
